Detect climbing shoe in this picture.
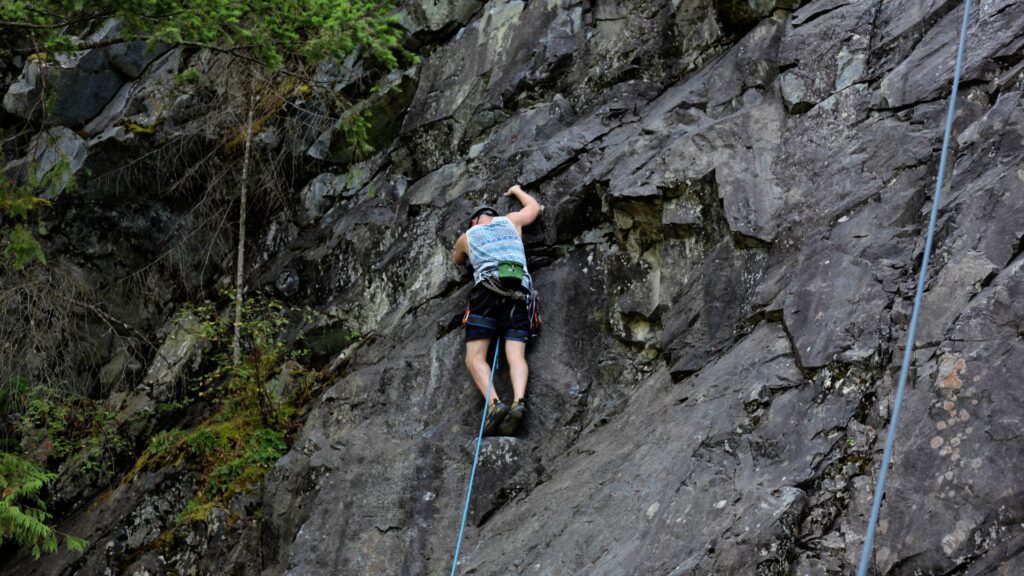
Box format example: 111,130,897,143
498,400,525,436
483,401,508,436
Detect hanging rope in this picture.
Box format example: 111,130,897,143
450,337,502,576
857,2,973,574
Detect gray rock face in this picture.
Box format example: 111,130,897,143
784,251,890,368
3,39,169,128
298,173,345,225
466,436,540,526
779,0,876,112
83,47,183,136
459,324,814,575
877,0,1024,109
3,0,1024,575
142,314,208,402
3,127,88,198
878,254,1024,575
44,315,208,514
399,0,485,39
10,468,194,576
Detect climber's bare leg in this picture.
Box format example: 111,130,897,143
465,338,499,402
504,340,528,402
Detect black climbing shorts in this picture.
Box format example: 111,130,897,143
464,284,531,343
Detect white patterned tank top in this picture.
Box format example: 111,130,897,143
466,216,531,289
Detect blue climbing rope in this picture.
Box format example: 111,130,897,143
857,2,973,574
450,338,502,576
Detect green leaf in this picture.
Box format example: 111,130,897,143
0,452,85,558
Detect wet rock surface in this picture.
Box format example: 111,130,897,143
2,1,1024,575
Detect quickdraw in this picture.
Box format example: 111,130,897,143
527,289,542,338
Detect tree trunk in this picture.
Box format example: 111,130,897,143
232,73,256,367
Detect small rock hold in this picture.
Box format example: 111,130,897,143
646,502,660,519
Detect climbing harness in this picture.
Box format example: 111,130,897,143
450,337,502,576
856,1,972,574
479,275,529,300
468,277,542,338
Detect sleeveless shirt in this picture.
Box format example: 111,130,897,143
466,216,531,289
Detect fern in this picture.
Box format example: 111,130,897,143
0,452,87,558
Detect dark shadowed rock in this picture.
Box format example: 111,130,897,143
714,0,799,35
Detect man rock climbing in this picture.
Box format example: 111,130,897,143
453,184,541,436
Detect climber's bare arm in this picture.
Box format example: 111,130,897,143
505,185,543,234
453,233,469,266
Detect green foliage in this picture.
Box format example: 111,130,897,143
188,297,296,425
0,0,412,72
3,224,46,270
137,416,287,523
206,427,286,499
0,378,30,450
0,452,87,559
0,180,49,220
134,297,314,524
19,388,128,474
337,108,375,157
0,135,82,271
175,67,201,86
0,167,54,271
